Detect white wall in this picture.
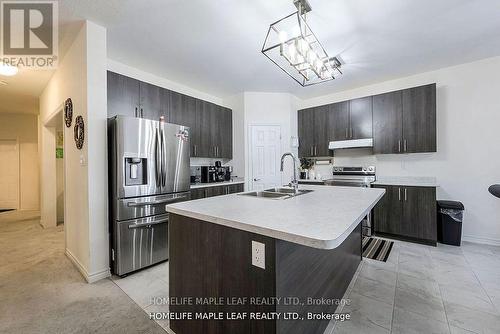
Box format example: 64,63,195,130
224,92,299,189
0,113,39,210
39,21,109,282
298,56,500,245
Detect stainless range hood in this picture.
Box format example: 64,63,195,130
328,138,373,150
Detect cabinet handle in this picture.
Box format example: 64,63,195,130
398,140,401,153
134,107,138,118
404,188,407,201
310,146,314,156
217,146,219,157
314,146,317,156
345,128,348,139
193,145,197,156
404,139,407,152
350,128,353,139
140,108,144,118
398,187,401,201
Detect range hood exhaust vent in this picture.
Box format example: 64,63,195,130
328,138,373,150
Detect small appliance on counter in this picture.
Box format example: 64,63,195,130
201,166,217,183
190,166,201,184
192,163,233,184
215,161,232,182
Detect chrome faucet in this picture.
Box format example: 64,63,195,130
280,152,299,193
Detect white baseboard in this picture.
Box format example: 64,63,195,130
462,235,500,246
87,267,111,283
65,249,110,283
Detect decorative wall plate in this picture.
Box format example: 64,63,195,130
74,116,84,150
64,98,73,128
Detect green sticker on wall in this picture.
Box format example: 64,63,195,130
56,148,64,159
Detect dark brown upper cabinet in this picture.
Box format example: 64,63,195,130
298,106,330,157
314,105,329,156
373,83,436,154
328,101,350,141
349,96,373,140
107,71,140,118
402,84,436,153
107,71,233,159
373,91,403,154
196,100,212,158
139,82,169,121
218,107,233,159
298,83,435,157
298,108,315,157
328,97,373,141
298,97,372,157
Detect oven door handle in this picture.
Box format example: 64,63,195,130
127,194,188,207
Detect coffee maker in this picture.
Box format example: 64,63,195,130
215,161,225,182
200,166,217,183
214,161,232,182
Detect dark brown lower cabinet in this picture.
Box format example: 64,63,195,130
373,185,437,245
190,183,244,200
169,215,361,334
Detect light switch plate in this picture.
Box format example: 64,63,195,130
251,241,265,269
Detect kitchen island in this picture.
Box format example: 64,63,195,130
166,185,385,334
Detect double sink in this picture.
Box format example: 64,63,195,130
238,187,313,200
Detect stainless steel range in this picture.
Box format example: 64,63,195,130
325,166,376,236
108,116,191,276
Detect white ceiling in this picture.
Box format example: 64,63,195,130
3,0,500,112
62,0,500,99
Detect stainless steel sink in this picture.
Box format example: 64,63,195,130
264,187,313,195
238,191,289,199
238,187,313,200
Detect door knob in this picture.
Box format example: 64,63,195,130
253,178,261,181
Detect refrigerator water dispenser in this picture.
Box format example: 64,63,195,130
125,158,147,185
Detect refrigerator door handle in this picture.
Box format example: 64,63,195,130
160,128,166,187
127,217,169,229
155,128,161,188
126,194,189,207
128,220,168,229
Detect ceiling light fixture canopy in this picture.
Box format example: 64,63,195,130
262,0,342,87
0,61,18,76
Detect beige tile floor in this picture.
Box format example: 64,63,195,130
331,239,500,334
3,210,500,334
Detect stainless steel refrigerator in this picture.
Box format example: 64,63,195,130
108,116,190,276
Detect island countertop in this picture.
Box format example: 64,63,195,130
166,185,385,250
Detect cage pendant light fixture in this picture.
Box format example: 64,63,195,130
262,0,342,86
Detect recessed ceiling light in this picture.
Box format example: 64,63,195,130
0,62,18,76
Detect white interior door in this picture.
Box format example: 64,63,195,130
250,125,282,190
0,140,19,209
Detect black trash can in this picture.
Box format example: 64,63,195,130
437,200,465,246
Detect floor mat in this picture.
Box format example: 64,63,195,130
362,237,394,262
